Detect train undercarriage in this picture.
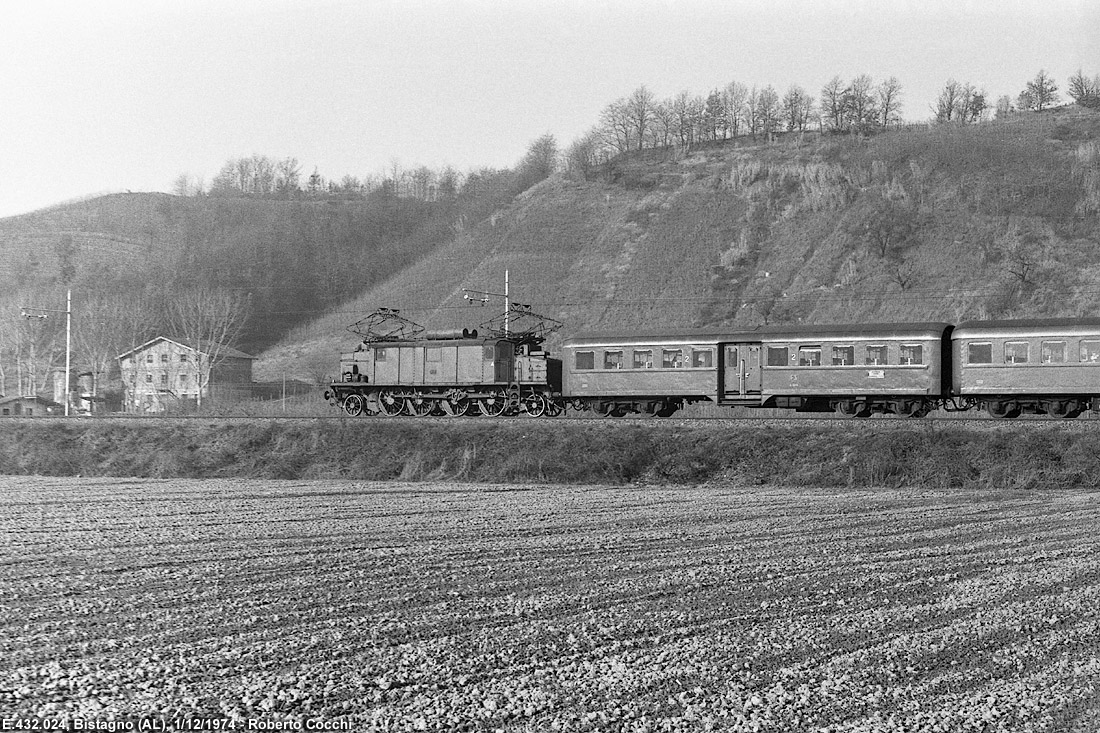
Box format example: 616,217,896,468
326,384,565,418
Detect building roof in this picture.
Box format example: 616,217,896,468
0,395,62,407
117,336,255,361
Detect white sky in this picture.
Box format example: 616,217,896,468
1,0,1097,219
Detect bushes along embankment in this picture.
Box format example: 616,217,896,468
2,420,1099,489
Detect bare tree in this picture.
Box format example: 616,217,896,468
722,82,749,138
933,79,964,123
624,86,657,151
75,291,158,411
1020,69,1060,111
165,286,248,409
275,157,301,194
757,85,782,139
820,76,847,132
876,77,903,127
1067,69,1100,109
670,91,700,147
845,74,878,131
995,95,1014,119
600,98,634,154
782,85,813,132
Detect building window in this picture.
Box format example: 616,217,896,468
767,347,788,366
691,349,713,368
145,374,153,383
1004,341,1029,364
1081,341,1100,363
900,344,923,365
575,351,595,370
179,374,188,385
1041,341,1066,363
662,349,683,368
632,349,653,369
865,345,887,365
161,353,169,363
160,374,168,384
798,346,821,367
603,350,623,369
180,353,189,363
968,343,993,364
832,346,854,366
146,354,154,363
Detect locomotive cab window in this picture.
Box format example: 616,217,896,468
1004,341,1029,364
574,351,595,370
1081,341,1100,363
767,346,789,366
832,345,854,366
603,350,624,369
632,349,653,369
1041,341,1066,363
967,343,992,364
662,349,683,368
866,345,887,365
375,348,387,362
691,348,713,368
426,347,442,362
798,346,821,367
899,344,923,365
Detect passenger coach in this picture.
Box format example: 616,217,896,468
952,318,1100,418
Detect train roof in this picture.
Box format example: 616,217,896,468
563,322,951,348
953,317,1100,340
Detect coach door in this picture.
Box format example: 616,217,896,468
722,343,762,397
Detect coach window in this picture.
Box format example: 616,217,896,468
1004,341,1029,364
662,349,684,368
1041,341,1066,363
767,346,789,366
798,346,821,367
375,348,387,362
866,345,887,365
632,349,653,369
1081,341,1100,363
575,351,595,370
900,344,923,365
691,348,713,368
968,343,993,364
832,345,854,366
603,350,624,369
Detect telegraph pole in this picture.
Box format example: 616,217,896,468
20,289,72,416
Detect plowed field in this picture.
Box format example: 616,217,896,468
2,477,1100,731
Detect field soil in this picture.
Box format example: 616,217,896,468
2,477,1100,731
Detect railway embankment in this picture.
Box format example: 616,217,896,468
2,418,1099,489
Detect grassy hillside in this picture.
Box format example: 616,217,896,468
258,107,1100,382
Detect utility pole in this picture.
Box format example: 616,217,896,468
20,289,72,416
462,270,512,334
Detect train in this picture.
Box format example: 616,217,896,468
323,308,1100,420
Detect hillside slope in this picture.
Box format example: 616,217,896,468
257,107,1100,382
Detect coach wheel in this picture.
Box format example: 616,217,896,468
835,400,872,418
1046,400,1082,419
479,389,509,417
896,400,929,418
654,401,678,418
546,399,565,417
987,400,1021,419
405,393,435,417
342,393,365,417
522,393,549,418
378,388,405,417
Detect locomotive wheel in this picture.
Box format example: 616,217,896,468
441,398,472,417
405,393,435,417
377,389,404,417
522,393,548,418
342,393,365,417
479,390,509,417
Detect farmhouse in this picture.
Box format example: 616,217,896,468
117,337,255,414
0,395,64,417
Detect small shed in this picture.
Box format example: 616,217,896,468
0,395,64,417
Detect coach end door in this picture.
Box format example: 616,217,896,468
722,343,762,399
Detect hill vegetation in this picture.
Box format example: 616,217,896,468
258,105,1100,382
